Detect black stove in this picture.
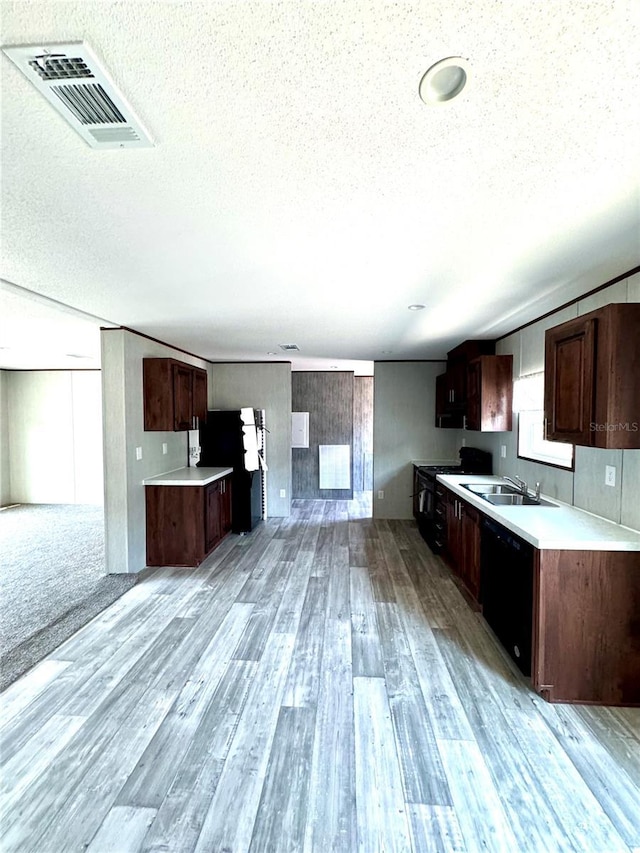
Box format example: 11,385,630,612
417,464,468,476
417,447,493,479
414,448,492,553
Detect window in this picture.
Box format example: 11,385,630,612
515,373,573,469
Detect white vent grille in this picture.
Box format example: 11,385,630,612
2,42,153,149
279,343,300,351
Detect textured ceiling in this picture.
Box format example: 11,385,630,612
1,0,639,370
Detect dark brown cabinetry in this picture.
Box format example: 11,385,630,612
466,355,513,432
544,303,640,448
443,487,481,601
143,358,208,432
435,373,463,428
145,475,232,567
533,549,640,705
436,340,512,431
435,483,640,705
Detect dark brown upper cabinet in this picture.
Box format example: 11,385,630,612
143,357,208,431
436,340,513,431
544,303,640,449
466,355,513,432
435,372,464,428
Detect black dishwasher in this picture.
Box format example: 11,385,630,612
480,518,534,676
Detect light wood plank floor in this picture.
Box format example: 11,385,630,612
1,495,639,853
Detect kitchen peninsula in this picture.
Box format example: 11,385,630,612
144,466,233,568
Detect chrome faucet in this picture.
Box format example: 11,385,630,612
503,475,528,495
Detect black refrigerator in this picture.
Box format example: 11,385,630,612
197,409,263,534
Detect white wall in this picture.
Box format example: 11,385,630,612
458,271,640,530
0,371,11,506
373,362,461,519
210,362,292,517
3,370,103,505
101,328,209,574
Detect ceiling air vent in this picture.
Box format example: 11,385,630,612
279,344,300,352
2,42,153,149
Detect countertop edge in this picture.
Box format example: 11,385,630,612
143,466,234,487
437,474,640,552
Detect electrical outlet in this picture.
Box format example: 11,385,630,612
461,437,466,447
500,445,507,458
605,465,616,487
135,447,142,461
162,443,168,455
377,490,384,499
280,489,286,498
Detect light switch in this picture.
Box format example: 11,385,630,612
162,443,168,455
500,445,507,458
135,447,142,461
605,465,616,487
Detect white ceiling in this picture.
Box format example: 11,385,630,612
1,1,639,372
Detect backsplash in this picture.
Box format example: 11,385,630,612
459,272,640,531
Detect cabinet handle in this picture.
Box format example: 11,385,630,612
463,415,467,431
544,417,548,440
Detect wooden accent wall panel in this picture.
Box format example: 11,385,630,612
533,549,640,705
353,376,374,491
292,371,354,499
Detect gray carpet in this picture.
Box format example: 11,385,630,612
0,503,137,691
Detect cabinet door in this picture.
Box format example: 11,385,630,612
544,317,596,445
435,373,464,429
173,363,194,431
460,502,481,600
205,482,222,552
221,476,233,534
143,358,173,431
445,493,461,573
192,369,208,424
448,358,466,408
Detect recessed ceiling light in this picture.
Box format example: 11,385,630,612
419,56,470,105
267,351,277,355
408,304,426,311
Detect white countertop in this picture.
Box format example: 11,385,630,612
143,466,233,487
438,474,640,552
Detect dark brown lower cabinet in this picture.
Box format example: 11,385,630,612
146,475,232,567
444,488,481,602
533,549,640,705
439,486,640,705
